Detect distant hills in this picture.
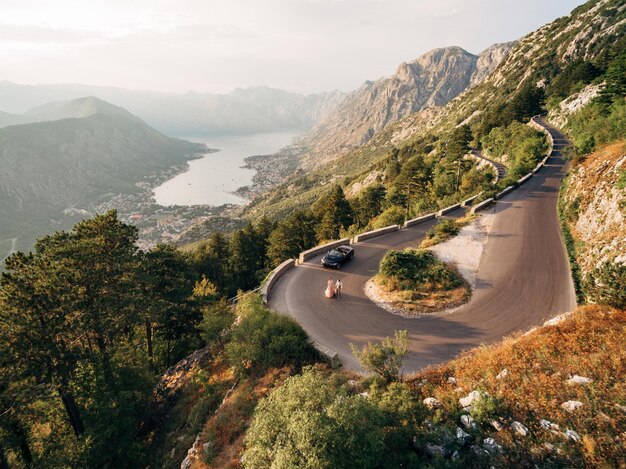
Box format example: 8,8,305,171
0,97,203,244
0,82,345,136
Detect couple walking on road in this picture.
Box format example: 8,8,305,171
325,276,343,299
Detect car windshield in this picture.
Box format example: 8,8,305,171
327,249,342,257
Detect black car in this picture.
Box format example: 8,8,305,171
321,245,354,269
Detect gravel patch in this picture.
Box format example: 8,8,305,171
429,213,494,289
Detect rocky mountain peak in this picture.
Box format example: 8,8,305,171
302,44,513,167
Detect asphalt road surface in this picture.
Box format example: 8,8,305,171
269,117,577,373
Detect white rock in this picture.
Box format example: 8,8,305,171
456,426,470,442
496,368,509,380
447,376,457,385
561,400,584,412
615,404,626,414
454,387,465,394
540,419,559,431
490,420,503,432
359,391,369,398
459,390,483,407
511,421,529,437
423,397,441,409
451,450,460,461
482,437,502,454
544,442,555,452
566,375,592,386
564,429,581,442
461,414,477,429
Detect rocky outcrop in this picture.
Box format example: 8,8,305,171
470,41,517,86
548,83,603,128
561,141,626,276
301,44,515,169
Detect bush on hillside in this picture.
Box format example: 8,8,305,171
226,294,314,375
351,330,409,383
370,205,406,229
480,121,548,177
243,366,387,469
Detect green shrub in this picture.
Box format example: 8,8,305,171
370,205,406,229
469,392,501,424
351,331,409,383
379,249,436,283
226,294,313,375
243,367,387,468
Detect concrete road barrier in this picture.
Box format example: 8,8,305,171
261,258,295,303
353,225,400,243
461,194,480,207
437,203,461,217
541,156,549,165
404,213,436,228
298,238,351,264
313,341,340,368
470,197,494,214
495,186,515,199
533,163,543,174
518,173,532,185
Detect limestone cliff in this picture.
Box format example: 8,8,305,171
561,141,626,277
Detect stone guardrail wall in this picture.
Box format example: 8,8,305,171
461,194,480,207
260,258,296,304
313,341,340,367
404,212,437,228
518,173,532,185
470,197,495,214
298,237,351,264
353,224,400,243
495,185,515,200
437,203,461,217
530,115,555,153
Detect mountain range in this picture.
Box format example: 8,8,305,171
300,42,516,168
0,82,345,136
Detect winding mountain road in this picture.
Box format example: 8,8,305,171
269,117,576,372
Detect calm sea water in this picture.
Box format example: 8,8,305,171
153,131,300,206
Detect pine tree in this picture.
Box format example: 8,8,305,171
267,211,317,265
312,185,353,241
393,155,432,219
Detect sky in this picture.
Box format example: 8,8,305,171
0,0,584,95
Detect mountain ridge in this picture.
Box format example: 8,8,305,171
299,42,516,169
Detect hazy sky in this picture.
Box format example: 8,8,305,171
1,0,584,95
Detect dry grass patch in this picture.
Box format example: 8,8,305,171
407,305,626,468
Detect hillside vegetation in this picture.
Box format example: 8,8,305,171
238,306,625,468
